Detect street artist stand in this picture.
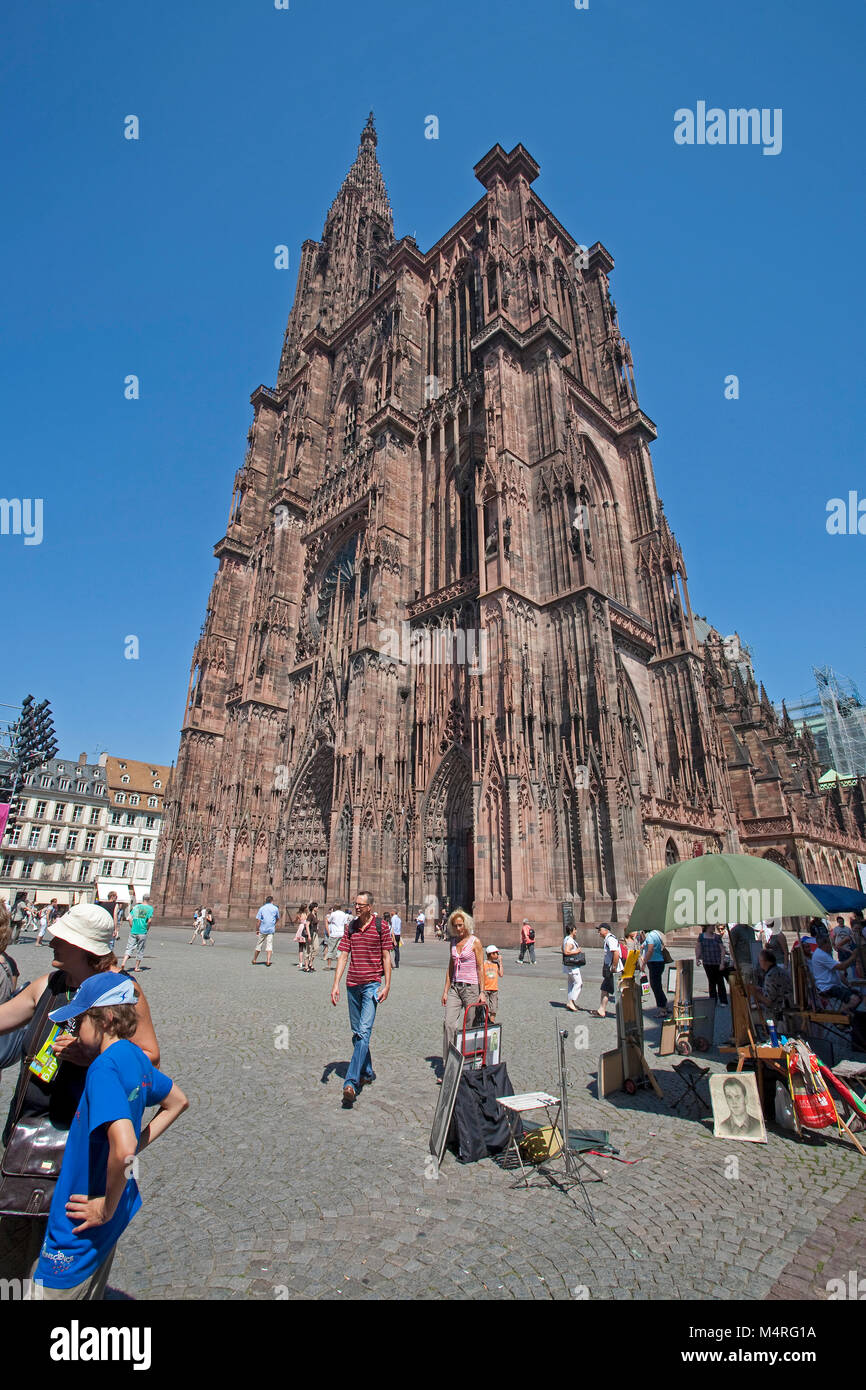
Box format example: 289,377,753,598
720,956,789,1114
721,945,865,1151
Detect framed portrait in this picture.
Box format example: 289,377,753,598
709,1071,767,1143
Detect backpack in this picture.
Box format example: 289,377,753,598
620,941,629,965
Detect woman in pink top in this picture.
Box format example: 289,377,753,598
439,909,486,1074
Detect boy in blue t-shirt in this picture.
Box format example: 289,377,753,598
31,972,188,1300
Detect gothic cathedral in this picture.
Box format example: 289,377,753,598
153,117,866,939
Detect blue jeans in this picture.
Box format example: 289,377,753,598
345,982,379,1090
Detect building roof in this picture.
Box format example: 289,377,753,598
103,755,170,810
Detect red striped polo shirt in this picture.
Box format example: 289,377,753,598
338,915,394,986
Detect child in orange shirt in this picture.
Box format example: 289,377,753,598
482,946,503,1020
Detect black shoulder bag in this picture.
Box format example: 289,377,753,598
0,987,71,1218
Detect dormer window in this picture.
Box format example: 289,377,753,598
121,775,130,784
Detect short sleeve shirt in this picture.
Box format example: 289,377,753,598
129,904,153,936
327,911,348,938
644,930,667,964
603,935,623,974
256,903,279,933
482,959,500,991
811,947,838,994
338,916,394,986
34,1040,172,1289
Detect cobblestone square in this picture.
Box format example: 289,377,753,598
3,927,864,1301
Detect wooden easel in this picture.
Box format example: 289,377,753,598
599,951,663,1099
659,960,713,1056
787,941,851,1047
729,970,757,1048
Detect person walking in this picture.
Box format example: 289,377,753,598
562,923,584,1011
482,945,503,1020
294,908,310,970
35,903,51,948
440,909,486,1069
251,896,279,967
101,891,121,947
118,896,153,975
695,923,727,1006
415,909,425,944
10,892,28,945
324,904,349,970
518,918,536,965
189,906,206,945
306,902,320,971
641,925,670,1014
331,892,393,1108
390,908,402,967
202,907,216,946
114,896,128,944
590,923,622,1018
382,912,393,961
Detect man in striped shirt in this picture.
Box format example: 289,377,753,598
331,891,393,1108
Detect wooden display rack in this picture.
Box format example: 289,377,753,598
599,950,663,1099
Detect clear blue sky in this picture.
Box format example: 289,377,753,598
1,0,863,765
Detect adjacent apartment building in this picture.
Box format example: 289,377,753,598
97,755,170,900
0,754,109,903
0,752,171,906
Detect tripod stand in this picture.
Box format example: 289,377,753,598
551,1024,604,1223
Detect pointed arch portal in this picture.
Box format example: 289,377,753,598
285,746,334,906
424,749,474,914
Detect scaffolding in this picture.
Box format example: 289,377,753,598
814,666,866,779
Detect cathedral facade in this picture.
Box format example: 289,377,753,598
152,117,866,940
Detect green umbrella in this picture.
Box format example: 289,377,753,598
628,853,826,934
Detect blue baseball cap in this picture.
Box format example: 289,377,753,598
48,972,136,1024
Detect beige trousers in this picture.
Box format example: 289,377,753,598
443,981,482,1059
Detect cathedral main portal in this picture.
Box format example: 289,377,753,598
423,750,474,918
284,746,333,910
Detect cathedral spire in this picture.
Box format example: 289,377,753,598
276,114,395,384
326,111,393,231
